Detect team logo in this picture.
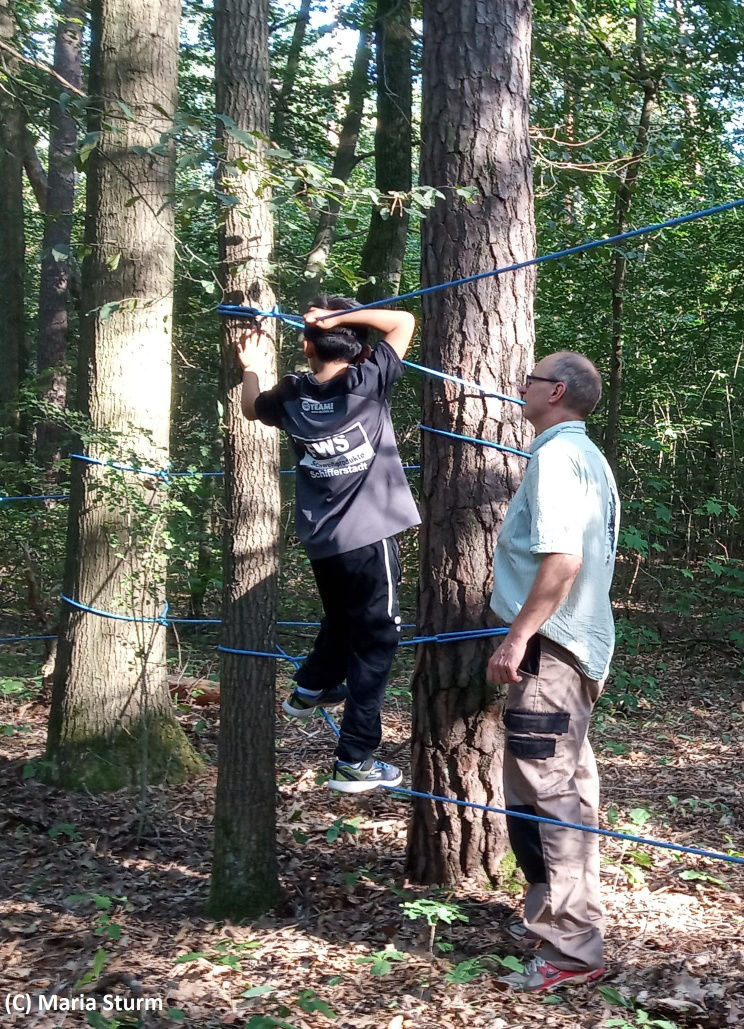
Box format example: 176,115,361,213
296,421,375,478
301,399,335,414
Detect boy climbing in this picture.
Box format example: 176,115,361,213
238,297,420,792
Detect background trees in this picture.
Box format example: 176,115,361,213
45,0,200,791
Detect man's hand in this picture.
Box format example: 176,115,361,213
303,306,339,328
486,632,529,686
236,324,266,371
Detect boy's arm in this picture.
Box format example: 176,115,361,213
306,306,416,360
237,326,262,420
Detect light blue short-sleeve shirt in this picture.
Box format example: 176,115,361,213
490,421,620,680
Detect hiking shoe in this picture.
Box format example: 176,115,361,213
501,918,539,947
328,758,403,793
282,684,347,718
497,954,605,992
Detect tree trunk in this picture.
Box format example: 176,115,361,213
405,0,535,886
605,2,657,472
301,28,372,303
271,0,311,147
46,0,200,792
0,0,26,461
357,0,412,304
210,0,282,920
35,0,86,470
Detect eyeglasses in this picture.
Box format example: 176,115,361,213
523,374,562,388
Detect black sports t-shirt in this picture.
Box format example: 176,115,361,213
254,341,420,559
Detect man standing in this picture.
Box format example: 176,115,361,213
487,351,619,992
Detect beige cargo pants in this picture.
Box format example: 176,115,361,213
503,634,605,971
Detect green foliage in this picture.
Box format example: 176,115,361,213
355,949,407,975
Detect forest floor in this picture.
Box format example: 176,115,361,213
1,601,743,1029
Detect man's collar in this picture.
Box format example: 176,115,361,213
529,420,586,454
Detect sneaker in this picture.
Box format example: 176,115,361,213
282,684,347,718
327,758,403,793
501,918,539,947
497,954,605,992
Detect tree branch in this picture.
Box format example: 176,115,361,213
0,38,86,97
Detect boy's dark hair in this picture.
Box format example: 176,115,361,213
303,295,369,363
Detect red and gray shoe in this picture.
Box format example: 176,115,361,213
497,955,605,992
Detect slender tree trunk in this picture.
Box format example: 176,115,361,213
0,0,26,461
46,0,200,792
406,0,535,886
357,0,412,304
271,0,311,147
605,2,657,471
301,29,372,302
35,0,86,470
210,0,282,920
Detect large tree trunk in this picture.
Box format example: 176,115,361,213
46,0,200,792
35,0,86,470
0,0,26,461
209,0,282,920
271,0,311,147
357,0,412,304
605,1,657,472
405,0,535,886
300,28,372,303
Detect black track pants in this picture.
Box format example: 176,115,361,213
294,537,401,763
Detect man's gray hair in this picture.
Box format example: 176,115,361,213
551,351,603,417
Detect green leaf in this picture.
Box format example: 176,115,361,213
52,243,71,262
166,1009,186,1022
78,130,101,164
598,984,633,1009
91,947,108,977
296,989,337,1018
105,252,121,271
242,985,275,998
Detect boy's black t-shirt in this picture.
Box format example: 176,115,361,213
254,341,421,559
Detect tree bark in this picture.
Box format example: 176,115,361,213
605,1,657,472
357,0,412,304
300,28,372,303
46,0,200,792
210,0,282,919
271,0,311,147
0,0,26,461
406,0,535,886
35,0,86,470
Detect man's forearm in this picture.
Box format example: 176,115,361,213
316,308,415,358
508,552,583,642
241,369,260,419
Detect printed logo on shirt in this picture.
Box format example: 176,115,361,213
296,421,374,478
301,399,335,414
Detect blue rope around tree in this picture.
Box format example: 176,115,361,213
317,710,744,868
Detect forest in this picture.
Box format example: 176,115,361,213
0,0,743,1026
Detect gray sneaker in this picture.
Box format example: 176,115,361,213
328,758,403,793
282,684,347,718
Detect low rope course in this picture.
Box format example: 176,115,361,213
3,198,743,869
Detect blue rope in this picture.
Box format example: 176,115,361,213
402,360,523,406
317,197,744,315
420,424,532,460
69,453,224,479
384,785,744,867
61,593,170,626
1,494,70,503
316,708,743,867
0,634,58,643
218,643,302,668
217,304,305,330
